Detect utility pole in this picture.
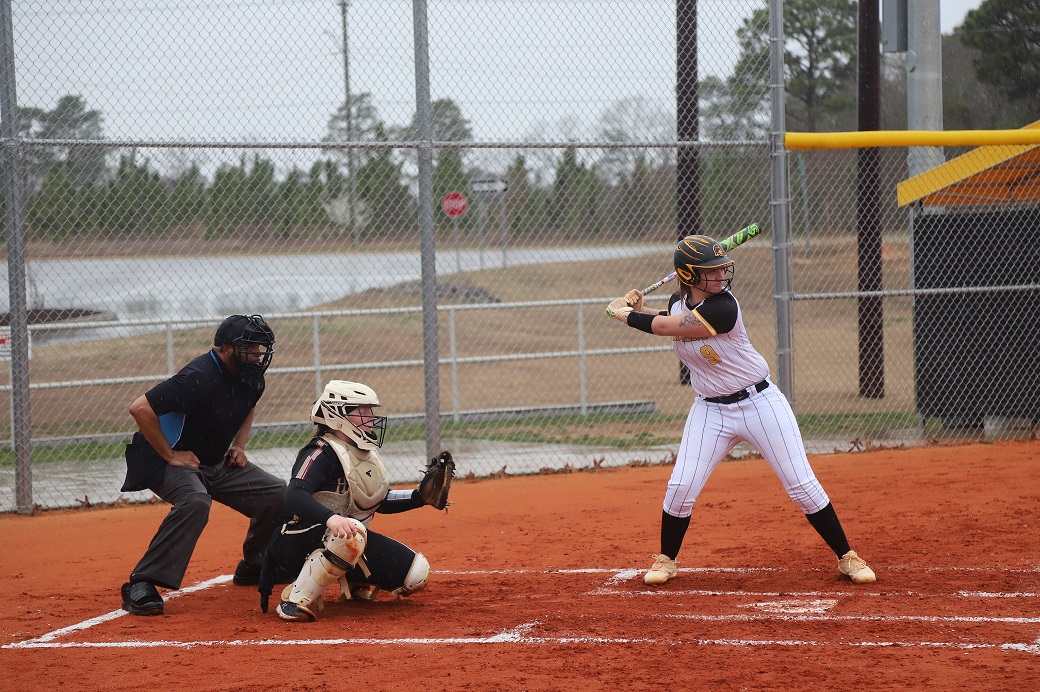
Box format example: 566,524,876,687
339,0,357,242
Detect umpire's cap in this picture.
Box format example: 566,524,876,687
214,314,276,348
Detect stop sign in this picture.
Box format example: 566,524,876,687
441,192,468,218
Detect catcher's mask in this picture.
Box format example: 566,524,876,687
673,235,734,291
214,314,276,387
310,380,387,450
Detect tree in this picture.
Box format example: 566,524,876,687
169,163,208,230
100,152,172,236
547,148,603,239
733,0,858,132
29,95,107,189
960,0,1040,115
25,164,95,239
597,96,675,184
323,91,386,190
702,8,771,143
206,155,278,238
941,33,1034,130
504,154,543,239
276,168,308,239
609,153,674,240
395,98,474,166
700,75,769,142
353,124,415,235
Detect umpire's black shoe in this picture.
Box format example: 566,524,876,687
121,581,163,616
232,560,262,586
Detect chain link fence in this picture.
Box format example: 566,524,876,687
2,1,1038,512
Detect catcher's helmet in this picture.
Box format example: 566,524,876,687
214,314,276,377
673,235,734,289
310,380,387,450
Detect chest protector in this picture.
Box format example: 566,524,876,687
316,433,389,526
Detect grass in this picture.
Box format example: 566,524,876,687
795,412,925,438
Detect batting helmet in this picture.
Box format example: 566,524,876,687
214,314,276,377
673,235,734,289
310,380,387,450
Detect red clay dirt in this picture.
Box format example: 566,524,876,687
1,440,1039,691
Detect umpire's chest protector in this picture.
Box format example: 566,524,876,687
321,433,390,522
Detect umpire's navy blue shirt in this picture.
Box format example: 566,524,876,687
143,350,264,466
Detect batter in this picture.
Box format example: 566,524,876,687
607,234,876,586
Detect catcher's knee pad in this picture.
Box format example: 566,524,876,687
283,521,367,616
391,551,430,596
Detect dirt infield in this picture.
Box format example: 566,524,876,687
2,440,1039,690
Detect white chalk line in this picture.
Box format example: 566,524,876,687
437,567,781,575
662,613,1040,624
3,575,232,649
439,566,1040,575
5,570,1039,654
587,587,1040,599
8,634,1039,655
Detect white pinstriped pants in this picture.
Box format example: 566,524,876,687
662,382,831,517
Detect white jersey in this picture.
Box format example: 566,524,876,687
669,289,770,398
661,288,830,519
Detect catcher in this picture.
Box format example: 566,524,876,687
257,379,454,622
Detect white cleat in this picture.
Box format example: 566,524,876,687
644,554,677,586
838,550,877,584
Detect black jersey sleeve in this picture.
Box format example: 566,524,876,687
377,489,424,514
694,291,739,335
667,291,682,314
284,441,340,527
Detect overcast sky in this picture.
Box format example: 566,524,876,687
941,0,982,34
10,0,986,183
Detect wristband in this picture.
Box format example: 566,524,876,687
627,311,656,334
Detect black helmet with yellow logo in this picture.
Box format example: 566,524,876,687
673,235,734,289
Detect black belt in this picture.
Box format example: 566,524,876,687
703,380,769,405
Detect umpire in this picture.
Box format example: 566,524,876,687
119,314,287,616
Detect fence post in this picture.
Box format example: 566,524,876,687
449,307,459,423
1,0,33,514
578,303,587,416
413,0,442,461
165,322,175,375
312,314,322,397
769,0,795,404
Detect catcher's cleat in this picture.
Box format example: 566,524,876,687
643,554,677,586
350,583,380,601
838,550,876,584
232,559,262,586
121,581,164,616
276,600,318,622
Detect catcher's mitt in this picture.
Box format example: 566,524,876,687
418,451,455,510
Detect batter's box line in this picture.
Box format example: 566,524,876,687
2,575,232,650
439,567,781,588
7,634,1039,656
661,613,1040,625
434,569,1040,597
587,587,1040,598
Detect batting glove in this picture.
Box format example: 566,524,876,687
606,297,633,322
624,288,644,312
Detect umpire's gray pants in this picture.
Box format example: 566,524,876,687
130,462,286,590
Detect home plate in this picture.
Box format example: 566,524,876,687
739,599,839,614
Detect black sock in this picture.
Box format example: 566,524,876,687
660,510,691,560
805,502,851,558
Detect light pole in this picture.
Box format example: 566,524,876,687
339,0,357,242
